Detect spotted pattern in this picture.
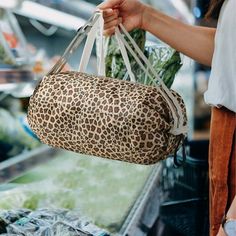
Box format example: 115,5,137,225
28,71,187,165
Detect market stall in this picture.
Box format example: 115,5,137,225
0,150,163,235
0,1,207,236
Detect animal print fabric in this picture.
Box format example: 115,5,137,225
28,71,187,165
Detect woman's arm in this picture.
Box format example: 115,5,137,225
142,6,216,66
99,0,216,66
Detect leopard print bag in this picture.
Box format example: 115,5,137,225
28,12,188,165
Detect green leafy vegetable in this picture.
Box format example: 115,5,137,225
105,29,182,88
0,44,14,65
0,108,40,157
0,152,153,233
105,29,146,79
144,46,182,88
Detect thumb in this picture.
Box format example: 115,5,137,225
98,0,122,9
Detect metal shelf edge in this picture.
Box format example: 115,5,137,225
0,145,57,183
118,163,162,235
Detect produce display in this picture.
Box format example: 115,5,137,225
0,208,110,236
0,44,13,66
0,25,181,236
0,151,153,233
105,29,182,88
0,108,40,160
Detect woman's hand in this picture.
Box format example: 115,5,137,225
99,0,215,66
98,0,146,35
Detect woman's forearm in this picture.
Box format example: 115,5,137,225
142,5,216,66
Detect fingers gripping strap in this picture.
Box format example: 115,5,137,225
95,11,135,80
79,12,133,78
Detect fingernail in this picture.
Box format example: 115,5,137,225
107,8,113,13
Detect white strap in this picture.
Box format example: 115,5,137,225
78,19,98,72
115,29,155,81
115,28,179,131
79,11,105,76
78,11,135,81
114,28,136,82
119,24,163,84
119,24,185,126
96,14,106,76
79,12,134,79
77,13,187,135
117,24,187,135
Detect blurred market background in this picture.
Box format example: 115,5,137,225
0,0,215,235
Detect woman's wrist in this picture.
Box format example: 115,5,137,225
140,5,164,32
140,4,152,30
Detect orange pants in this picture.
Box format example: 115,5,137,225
209,107,236,236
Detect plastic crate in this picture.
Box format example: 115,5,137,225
159,140,209,236
161,140,209,201
160,198,209,236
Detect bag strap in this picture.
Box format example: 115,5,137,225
79,12,106,76
78,11,135,81
46,11,187,136
96,14,106,76
47,13,101,76
116,25,188,135
78,18,99,73
49,11,135,81
114,29,136,82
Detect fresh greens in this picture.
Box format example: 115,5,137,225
105,29,146,79
144,46,182,88
105,29,182,88
0,152,153,233
0,108,40,157
0,44,13,65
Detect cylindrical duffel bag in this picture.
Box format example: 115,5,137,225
27,11,188,165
